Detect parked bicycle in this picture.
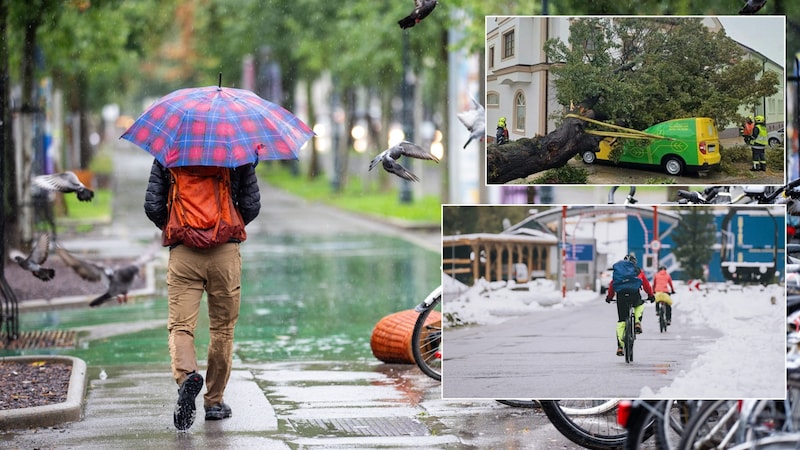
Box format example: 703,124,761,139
621,399,705,449
540,399,649,449
411,285,441,381
676,178,800,205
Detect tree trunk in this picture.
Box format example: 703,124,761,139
305,80,320,179
486,115,600,184
18,15,41,247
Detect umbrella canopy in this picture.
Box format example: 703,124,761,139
121,86,314,168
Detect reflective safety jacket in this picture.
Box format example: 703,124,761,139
752,124,768,147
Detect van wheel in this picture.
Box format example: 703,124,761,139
769,137,780,147
581,151,597,164
662,156,685,176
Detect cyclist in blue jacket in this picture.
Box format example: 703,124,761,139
605,254,655,356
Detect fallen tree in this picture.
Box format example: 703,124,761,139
487,114,603,184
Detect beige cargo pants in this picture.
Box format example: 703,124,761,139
167,242,241,408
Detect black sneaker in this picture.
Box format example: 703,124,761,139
174,372,204,431
205,402,232,420
616,346,624,357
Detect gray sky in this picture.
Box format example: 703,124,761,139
717,16,785,68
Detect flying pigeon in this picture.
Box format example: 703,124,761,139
33,171,94,202
368,141,439,182
739,0,766,14
56,245,158,307
10,233,55,282
457,96,486,149
398,0,437,29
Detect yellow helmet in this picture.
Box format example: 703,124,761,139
498,117,506,127
755,115,765,124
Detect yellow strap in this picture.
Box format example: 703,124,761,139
565,113,674,141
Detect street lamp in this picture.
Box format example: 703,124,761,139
400,31,414,204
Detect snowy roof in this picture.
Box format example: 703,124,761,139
443,232,558,245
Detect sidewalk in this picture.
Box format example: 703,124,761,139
1,141,583,448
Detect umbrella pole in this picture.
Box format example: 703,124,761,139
218,72,222,89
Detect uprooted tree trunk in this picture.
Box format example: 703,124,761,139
487,115,602,184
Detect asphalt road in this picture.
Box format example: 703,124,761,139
442,297,721,399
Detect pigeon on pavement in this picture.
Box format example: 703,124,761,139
739,0,766,13
398,0,438,29
10,233,55,282
368,141,439,182
56,244,159,307
457,96,486,149
33,171,94,202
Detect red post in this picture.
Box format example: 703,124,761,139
653,206,659,267
562,206,567,298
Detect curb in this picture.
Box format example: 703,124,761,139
0,355,87,429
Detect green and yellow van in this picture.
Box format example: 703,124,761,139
581,117,721,176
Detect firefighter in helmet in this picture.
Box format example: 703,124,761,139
750,115,768,172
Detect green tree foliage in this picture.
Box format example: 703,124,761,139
670,208,716,281
443,206,536,235
543,17,779,132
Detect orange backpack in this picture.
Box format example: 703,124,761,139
163,166,246,248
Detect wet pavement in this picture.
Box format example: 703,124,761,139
0,141,591,448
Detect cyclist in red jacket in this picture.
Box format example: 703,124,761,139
605,254,655,356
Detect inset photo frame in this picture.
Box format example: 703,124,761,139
441,203,787,399
485,16,786,186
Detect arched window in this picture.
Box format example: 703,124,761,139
514,92,526,133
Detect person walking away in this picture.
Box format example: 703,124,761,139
750,115,768,171
496,117,509,145
605,254,655,356
145,161,261,431
651,265,675,325
741,116,755,145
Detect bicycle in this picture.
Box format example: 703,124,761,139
676,178,800,205
655,293,673,333
621,399,704,450
411,285,442,381
609,297,637,363
540,399,654,449
671,377,800,449
608,185,638,204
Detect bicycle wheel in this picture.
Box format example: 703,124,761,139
624,400,660,450
655,400,696,450
541,400,647,450
677,399,739,450
411,293,441,381
659,306,667,333
728,434,800,450
625,311,635,363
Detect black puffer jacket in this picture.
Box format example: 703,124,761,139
144,160,261,231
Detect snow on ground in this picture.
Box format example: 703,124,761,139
443,275,598,326
444,274,787,398
640,282,785,398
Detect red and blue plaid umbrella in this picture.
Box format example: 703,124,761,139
121,86,314,168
